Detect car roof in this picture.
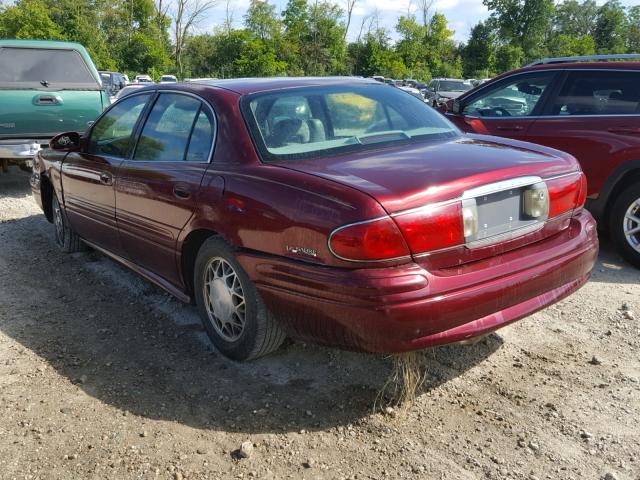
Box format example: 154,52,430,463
196,76,377,95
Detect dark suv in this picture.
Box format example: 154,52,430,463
442,54,640,267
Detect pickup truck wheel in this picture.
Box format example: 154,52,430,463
52,194,86,253
610,183,640,268
194,237,286,361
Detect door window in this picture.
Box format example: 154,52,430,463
88,93,151,157
550,71,640,116
134,93,212,162
464,73,555,118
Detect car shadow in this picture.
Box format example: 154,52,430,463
0,171,633,434
1,214,501,434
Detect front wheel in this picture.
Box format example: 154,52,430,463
194,237,286,361
51,194,86,253
609,183,640,268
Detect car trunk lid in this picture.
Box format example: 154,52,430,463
281,134,583,268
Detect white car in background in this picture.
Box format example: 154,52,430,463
134,74,153,83
159,75,177,84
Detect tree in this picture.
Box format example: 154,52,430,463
594,0,627,54
554,0,598,37
0,0,63,40
548,33,596,57
483,0,554,60
172,0,219,76
628,5,640,53
244,0,281,42
425,13,462,77
494,44,524,72
461,20,496,78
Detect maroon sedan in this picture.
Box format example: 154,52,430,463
31,77,598,361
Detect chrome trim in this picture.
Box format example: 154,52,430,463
99,89,218,164
327,215,412,263
462,176,542,199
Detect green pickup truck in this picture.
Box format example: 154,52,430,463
0,40,108,172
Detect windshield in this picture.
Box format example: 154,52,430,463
243,84,459,162
0,47,98,89
439,80,472,92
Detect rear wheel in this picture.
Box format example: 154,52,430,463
609,183,640,268
194,237,286,361
52,194,85,253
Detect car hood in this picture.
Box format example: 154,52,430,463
279,134,579,214
437,91,465,99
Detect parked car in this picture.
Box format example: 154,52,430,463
160,74,178,84
425,78,473,107
441,54,640,267
99,70,127,97
134,75,153,83
398,85,425,101
31,78,597,360
0,40,108,173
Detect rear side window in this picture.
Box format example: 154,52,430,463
88,94,151,157
551,71,640,116
0,47,99,88
134,93,213,162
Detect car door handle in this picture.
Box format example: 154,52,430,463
99,172,113,185
608,127,640,135
173,184,191,199
496,125,524,131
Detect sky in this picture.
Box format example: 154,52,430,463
200,0,639,45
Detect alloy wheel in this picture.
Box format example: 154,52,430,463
53,198,64,246
203,257,246,342
623,197,640,253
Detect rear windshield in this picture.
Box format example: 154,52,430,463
439,80,472,92
243,84,459,162
0,47,99,89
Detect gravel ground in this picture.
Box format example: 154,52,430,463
1,168,639,480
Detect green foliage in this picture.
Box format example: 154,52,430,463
0,0,63,40
1,0,638,82
594,0,627,53
462,21,496,78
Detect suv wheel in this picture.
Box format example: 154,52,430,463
52,194,86,253
194,237,286,361
610,183,640,268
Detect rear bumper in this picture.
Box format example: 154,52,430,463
237,210,599,353
0,140,42,162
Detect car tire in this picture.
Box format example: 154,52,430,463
194,237,286,361
609,183,640,268
51,194,86,253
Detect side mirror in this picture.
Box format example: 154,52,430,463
50,131,81,151
451,99,462,115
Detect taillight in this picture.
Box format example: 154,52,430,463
547,173,583,218
393,202,464,254
575,173,587,212
329,216,410,261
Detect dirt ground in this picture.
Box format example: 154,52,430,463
1,168,638,480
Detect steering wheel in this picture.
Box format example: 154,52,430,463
490,107,512,117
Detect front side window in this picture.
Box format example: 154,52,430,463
244,84,458,162
88,93,150,157
464,73,555,118
0,47,99,89
134,93,213,162
551,71,640,116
